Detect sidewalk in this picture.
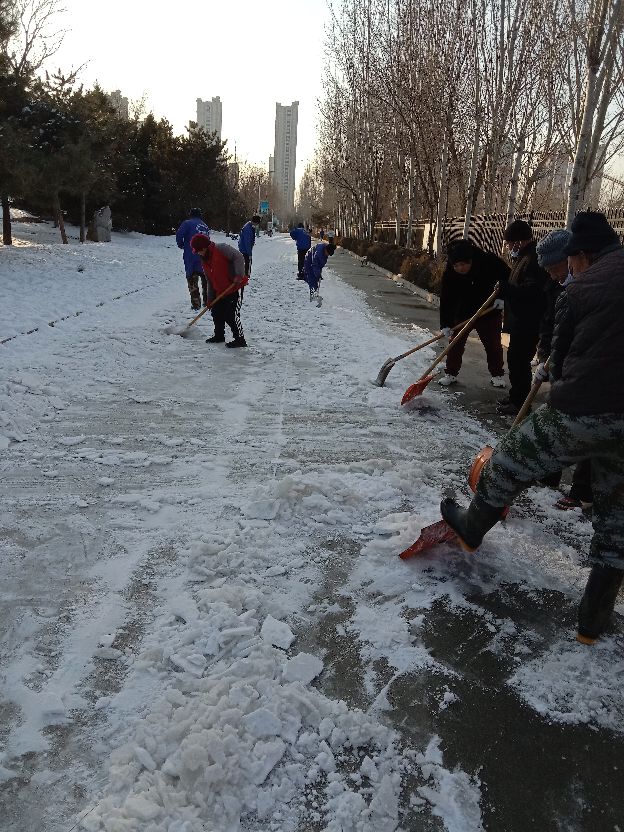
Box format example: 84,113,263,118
331,245,546,427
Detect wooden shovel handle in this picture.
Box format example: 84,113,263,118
511,358,550,427
186,285,237,327
394,331,445,362
394,311,495,363
419,289,501,379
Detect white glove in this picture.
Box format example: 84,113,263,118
441,327,453,339
533,362,549,384
492,299,505,310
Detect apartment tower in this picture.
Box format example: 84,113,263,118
196,96,223,139
273,101,298,214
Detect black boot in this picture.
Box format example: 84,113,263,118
577,564,624,644
206,335,225,344
226,338,247,348
440,495,505,552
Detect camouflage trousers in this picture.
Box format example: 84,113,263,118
478,403,624,569
187,272,208,310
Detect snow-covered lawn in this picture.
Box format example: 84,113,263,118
1,215,622,831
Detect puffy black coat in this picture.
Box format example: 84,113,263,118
537,279,564,361
499,241,547,334
549,246,624,415
440,247,509,328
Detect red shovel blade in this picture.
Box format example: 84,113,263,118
401,375,435,405
399,519,458,559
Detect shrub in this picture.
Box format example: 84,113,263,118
337,236,438,294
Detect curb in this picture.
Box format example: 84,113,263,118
338,246,440,309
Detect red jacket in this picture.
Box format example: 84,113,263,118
190,234,246,299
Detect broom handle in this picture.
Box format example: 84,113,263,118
419,288,501,379
187,285,237,327
511,358,550,427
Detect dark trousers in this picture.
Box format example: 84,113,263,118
211,291,243,340
541,459,594,502
507,328,540,406
297,248,309,276
187,272,208,309
445,311,504,377
243,254,252,276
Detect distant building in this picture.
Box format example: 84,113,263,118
273,102,298,214
108,90,129,120
268,155,275,184
196,96,222,139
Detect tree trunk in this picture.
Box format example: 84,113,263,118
566,69,599,225
80,191,86,243
435,126,449,255
2,194,12,245
53,192,68,244
406,157,414,248
506,135,525,223
463,121,480,240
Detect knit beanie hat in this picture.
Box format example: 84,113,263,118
503,220,533,242
563,211,621,255
447,239,475,264
536,229,572,267
190,232,211,253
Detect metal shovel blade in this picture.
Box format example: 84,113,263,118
401,374,435,404
373,358,395,387
399,519,457,559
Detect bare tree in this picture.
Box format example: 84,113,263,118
563,0,624,223
7,0,66,76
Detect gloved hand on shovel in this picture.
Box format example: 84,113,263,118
533,362,549,385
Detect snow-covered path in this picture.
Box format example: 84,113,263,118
1,221,623,831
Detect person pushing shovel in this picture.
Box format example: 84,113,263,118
438,239,509,388
303,238,336,306
440,211,624,645
190,233,248,348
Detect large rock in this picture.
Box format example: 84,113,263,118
87,206,112,242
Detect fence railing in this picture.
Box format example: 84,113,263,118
372,210,624,256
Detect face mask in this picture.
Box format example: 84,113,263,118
510,250,520,259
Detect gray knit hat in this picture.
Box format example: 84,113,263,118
536,229,572,268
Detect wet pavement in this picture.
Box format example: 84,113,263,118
321,246,624,832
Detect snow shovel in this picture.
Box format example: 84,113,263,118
373,312,497,387
400,359,548,559
400,288,500,405
168,279,248,336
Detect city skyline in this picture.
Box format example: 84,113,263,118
51,0,327,186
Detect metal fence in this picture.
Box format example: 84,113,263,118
374,210,624,257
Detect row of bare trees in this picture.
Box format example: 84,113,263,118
308,0,624,244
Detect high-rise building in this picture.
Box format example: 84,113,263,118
107,90,129,120
196,96,222,139
273,102,298,214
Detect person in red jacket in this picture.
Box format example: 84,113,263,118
190,233,248,348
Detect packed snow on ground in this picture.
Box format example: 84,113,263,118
1,212,622,831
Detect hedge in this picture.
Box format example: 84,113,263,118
337,237,443,294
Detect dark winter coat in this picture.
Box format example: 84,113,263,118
439,248,509,328
498,241,548,334
176,218,210,275
290,227,312,251
238,221,256,256
537,279,564,361
549,245,624,415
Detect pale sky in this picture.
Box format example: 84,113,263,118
52,0,329,185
